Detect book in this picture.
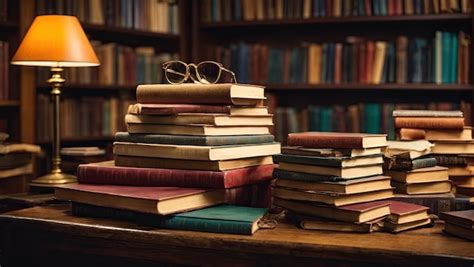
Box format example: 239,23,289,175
0,143,41,154
274,175,391,194
444,222,474,241
125,114,274,126
55,184,225,215
0,163,33,179
383,217,432,233
450,176,474,186
392,193,471,216
287,132,387,149
441,210,474,229
278,162,383,179
384,166,449,183
431,141,474,154
113,142,281,161
383,157,438,171
273,187,394,206
393,181,452,195
273,153,383,168
72,203,268,235
126,123,270,136
433,154,474,166
392,110,463,117
60,147,106,156
273,197,391,223
394,117,465,130
115,132,275,146
77,161,275,189
381,200,430,224
289,213,384,233
128,103,269,116
456,185,474,196
114,155,274,171
398,127,472,141
384,140,433,159
281,146,382,157
0,153,32,169
136,83,265,106
445,165,474,176
273,168,378,182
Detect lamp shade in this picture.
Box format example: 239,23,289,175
11,15,100,67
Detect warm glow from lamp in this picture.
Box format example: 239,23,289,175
11,15,99,67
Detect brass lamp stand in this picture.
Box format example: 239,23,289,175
30,67,77,186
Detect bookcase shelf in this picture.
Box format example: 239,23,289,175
0,100,20,107
266,84,474,91
200,14,472,29
83,24,180,49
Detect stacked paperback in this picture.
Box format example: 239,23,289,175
55,83,281,235
272,132,430,232
395,110,474,203
441,210,474,241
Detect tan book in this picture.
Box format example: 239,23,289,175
432,0,440,13
308,44,322,84
273,187,394,206
385,166,449,183
384,218,432,233
447,165,474,177
303,0,312,18
126,123,270,136
125,114,274,126
440,0,449,12
282,146,382,158
278,162,383,179
444,222,474,241
291,213,384,233
393,181,452,195
274,175,391,194
372,42,387,84
273,197,391,223
128,103,269,116
0,143,41,154
384,140,433,160
398,127,472,141
0,163,33,179
114,155,275,171
404,0,414,14
333,0,342,16
136,83,265,106
113,142,281,161
275,0,284,19
431,141,474,154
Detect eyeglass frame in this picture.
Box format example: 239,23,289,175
162,60,237,84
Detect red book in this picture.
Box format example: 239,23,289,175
128,103,233,115
366,41,374,84
394,0,403,15
287,132,387,149
55,184,224,215
334,43,342,84
375,200,429,223
364,0,372,15
387,0,395,15
441,210,474,229
77,161,276,189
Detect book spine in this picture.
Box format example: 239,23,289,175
71,202,136,221
273,154,342,167
287,134,364,149
390,197,472,216
397,128,426,140
384,157,437,170
433,155,467,166
411,158,438,169
273,168,342,182
394,117,465,129
77,164,275,189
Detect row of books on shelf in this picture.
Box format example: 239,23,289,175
35,0,179,34
202,0,472,23
0,41,9,100
272,101,471,142
36,95,134,142
37,43,177,86
215,31,470,85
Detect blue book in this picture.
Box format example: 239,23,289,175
319,0,326,17
442,32,451,84
309,106,321,131
364,103,381,133
380,0,387,15
313,0,320,17
234,0,242,20
451,32,458,84
319,107,333,131
372,0,379,16
327,43,335,83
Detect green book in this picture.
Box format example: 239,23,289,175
364,104,381,134
450,32,458,84
319,107,332,131
441,32,451,84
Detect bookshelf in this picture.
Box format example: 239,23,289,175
191,0,474,141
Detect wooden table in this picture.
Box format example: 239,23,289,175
1,205,473,267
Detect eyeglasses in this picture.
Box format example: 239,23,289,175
162,60,237,84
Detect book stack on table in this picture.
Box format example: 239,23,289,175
394,110,474,204
55,83,282,235
441,209,474,241
272,132,430,233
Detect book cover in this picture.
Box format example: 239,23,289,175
440,210,474,229
392,193,471,216
394,117,465,130
273,153,383,168
77,161,275,189
383,157,437,171
287,132,387,149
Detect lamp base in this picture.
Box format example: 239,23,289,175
30,172,77,187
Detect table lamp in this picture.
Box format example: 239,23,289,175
11,15,100,186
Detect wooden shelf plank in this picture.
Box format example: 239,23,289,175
82,23,180,49
0,100,20,107
201,14,472,29
265,83,474,91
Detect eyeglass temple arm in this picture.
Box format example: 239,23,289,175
221,67,238,83
165,68,187,78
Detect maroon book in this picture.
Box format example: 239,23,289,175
441,210,474,229
128,103,233,115
287,132,387,149
374,200,429,219
77,161,276,189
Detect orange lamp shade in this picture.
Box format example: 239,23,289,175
11,15,100,67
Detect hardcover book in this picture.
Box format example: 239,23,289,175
127,103,269,116
440,210,474,229
431,141,474,154
377,200,429,224
77,161,275,189
136,83,265,106
392,193,471,216
274,197,391,223
287,132,387,149
384,166,449,183
115,132,275,146
394,117,465,130
288,212,384,233
126,123,270,136
272,168,375,182
383,217,432,233
55,184,225,215
114,155,275,171
398,127,472,141
392,180,452,195
273,153,383,168
383,157,437,171
125,113,274,126
278,162,383,179
392,110,463,117
444,222,474,241
384,140,433,159
281,146,382,157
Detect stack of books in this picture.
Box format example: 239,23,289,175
384,140,451,195
441,210,474,241
395,110,474,203
0,133,41,194
272,132,421,232
55,83,281,235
